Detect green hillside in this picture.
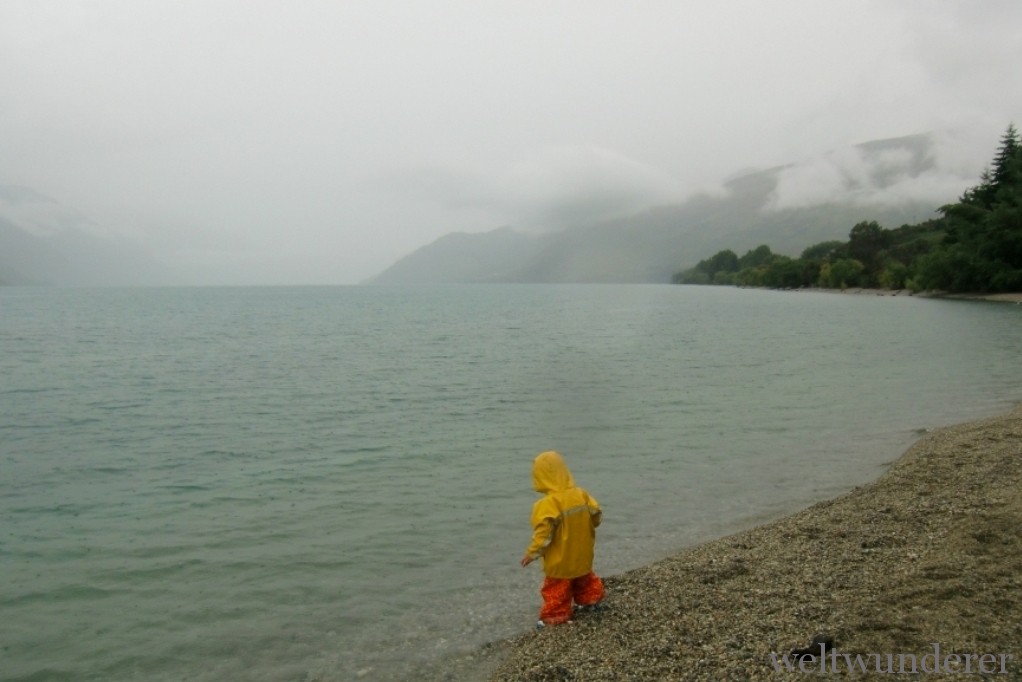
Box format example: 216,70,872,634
674,125,1022,293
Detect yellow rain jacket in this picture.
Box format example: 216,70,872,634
525,451,602,579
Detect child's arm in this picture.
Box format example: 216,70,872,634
520,516,556,567
587,491,602,528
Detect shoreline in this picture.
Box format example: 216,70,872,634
483,405,1022,680
780,286,1022,303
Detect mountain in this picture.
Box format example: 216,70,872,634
367,133,954,284
369,226,543,284
0,185,176,286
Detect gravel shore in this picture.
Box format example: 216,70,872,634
789,288,1022,303
488,405,1022,681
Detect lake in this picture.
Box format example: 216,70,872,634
1,284,1019,681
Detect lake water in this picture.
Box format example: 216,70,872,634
2,284,1020,681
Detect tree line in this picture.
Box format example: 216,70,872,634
673,125,1022,293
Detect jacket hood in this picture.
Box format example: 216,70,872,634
532,450,575,493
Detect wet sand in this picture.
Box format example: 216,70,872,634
487,405,1022,681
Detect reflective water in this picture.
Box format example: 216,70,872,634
1,285,1019,681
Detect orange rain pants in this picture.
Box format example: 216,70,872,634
539,572,605,624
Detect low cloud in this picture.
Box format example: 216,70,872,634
766,128,993,211
384,145,687,232
0,185,103,238
494,146,686,228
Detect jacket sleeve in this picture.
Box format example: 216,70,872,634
525,498,558,558
525,517,557,558
587,492,602,528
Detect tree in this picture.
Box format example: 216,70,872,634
672,248,740,284
738,245,774,270
848,221,889,262
846,220,891,286
800,240,845,262
965,123,1021,209
992,123,1021,187
706,249,739,277
761,257,805,288
878,261,909,289
920,124,1022,292
820,259,864,289
713,270,737,285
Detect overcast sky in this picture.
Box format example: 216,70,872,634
2,1,1020,284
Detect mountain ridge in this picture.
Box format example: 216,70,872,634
367,132,951,284
0,184,176,286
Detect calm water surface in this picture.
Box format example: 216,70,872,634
1,285,1020,681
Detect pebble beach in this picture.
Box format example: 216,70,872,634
482,405,1022,681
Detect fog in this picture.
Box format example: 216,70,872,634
767,129,994,211
1,1,1020,284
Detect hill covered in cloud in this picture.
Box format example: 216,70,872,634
1,131,985,288
0,185,176,286
367,131,976,284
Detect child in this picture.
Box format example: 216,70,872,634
520,450,605,625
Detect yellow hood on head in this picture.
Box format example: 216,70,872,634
532,450,575,493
